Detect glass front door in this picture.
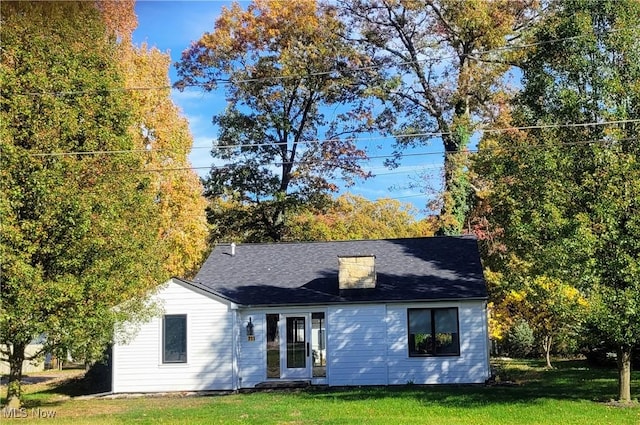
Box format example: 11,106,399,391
280,314,310,379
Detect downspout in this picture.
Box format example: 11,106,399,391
111,342,117,393
484,301,491,381
230,304,239,391
384,304,390,385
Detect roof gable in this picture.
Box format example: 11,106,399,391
191,237,487,306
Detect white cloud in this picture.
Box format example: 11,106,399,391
171,90,211,104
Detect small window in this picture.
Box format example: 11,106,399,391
163,314,187,363
266,314,280,378
408,308,459,357
312,312,326,377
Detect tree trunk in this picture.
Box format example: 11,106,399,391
543,334,553,369
439,151,469,235
270,190,287,242
437,118,471,236
616,346,632,403
6,342,26,408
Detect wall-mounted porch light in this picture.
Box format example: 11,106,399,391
246,317,255,341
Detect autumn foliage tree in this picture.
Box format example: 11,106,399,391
0,2,168,405
341,0,541,234
491,270,587,368
473,0,640,402
287,194,436,241
177,0,379,241
105,1,209,277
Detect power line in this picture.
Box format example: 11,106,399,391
482,119,640,133
272,136,638,166
29,148,154,157
16,140,638,213
369,164,444,175
391,193,432,200
10,27,637,98
24,118,640,157
17,85,173,97
104,135,637,175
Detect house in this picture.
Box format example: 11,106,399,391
0,341,45,375
112,236,490,393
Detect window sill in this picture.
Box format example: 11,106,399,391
159,362,189,367
408,354,460,358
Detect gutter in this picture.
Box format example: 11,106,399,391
238,296,489,309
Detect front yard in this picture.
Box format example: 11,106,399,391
1,359,639,424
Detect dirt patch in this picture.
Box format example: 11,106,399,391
604,399,640,408
0,369,85,394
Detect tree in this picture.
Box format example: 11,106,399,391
500,274,587,367
107,2,209,277
0,2,167,405
474,0,640,401
287,193,436,241
502,318,535,358
206,193,434,243
176,0,378,241
340,0,542,234
580,144,640,402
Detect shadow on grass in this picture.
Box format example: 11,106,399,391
18,372,110,409
300,359,638,407
45,375,109,397
21,359,640,410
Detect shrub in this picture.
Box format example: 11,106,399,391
503,319,535,358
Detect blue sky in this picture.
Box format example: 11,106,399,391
133,1,444,216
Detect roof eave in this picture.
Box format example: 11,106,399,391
171,277,241,308
236,296,488,309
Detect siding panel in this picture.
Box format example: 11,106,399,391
386,301,490,384
112,279,235,392
236,311,266,388
327,305,389,386
113,281,489,392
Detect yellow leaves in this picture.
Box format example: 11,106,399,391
484,268,504,288
199,0,352,80
287,193,435,241
503,274,588,335
255,0,320,29
488,302,507,340
95,0,137,42
559,284,589,308
400,0,425,11
506,289,526,303
209,0,321,52
453,0,521,49
485,251,589,346
113,19,209,278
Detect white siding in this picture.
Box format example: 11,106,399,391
112,279,235,393
113,284,490,392
236,311,266,388
327,305,389,386
386,301,490,384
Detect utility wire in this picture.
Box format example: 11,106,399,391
11,27,637,98
29,148,155,157
107,136,637,175
24,118,640,157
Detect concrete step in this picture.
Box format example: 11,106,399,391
254,380,311,389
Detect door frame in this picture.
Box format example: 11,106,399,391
279,313,311,379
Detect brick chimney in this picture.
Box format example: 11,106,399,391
338,255,376,289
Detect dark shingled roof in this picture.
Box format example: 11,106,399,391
191,236,487,306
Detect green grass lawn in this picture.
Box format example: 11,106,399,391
2,359,639,424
